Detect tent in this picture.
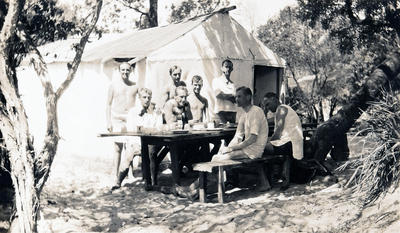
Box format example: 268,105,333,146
17,7,285,157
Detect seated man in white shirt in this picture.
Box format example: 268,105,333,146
212,86,269,161
172,86,269,199
262,92,304,189
112,88,160,190
262,92,304,160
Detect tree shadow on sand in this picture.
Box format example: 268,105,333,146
40,161,355,233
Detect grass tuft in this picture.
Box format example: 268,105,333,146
339,89,400,206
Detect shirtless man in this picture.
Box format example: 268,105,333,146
187,75,209,123
161,65,187,105
106,62,139,185
163,86,193,125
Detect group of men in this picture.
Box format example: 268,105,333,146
106,59,304,192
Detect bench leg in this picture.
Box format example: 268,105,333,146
257,164,271,191
218,167,225,203
199,172,207,203
282,155,291,189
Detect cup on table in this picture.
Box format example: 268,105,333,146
207,121,215,129
136,125,143,133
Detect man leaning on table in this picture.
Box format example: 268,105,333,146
163,85,193,126
111,88,160,190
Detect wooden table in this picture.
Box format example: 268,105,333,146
99,128,236,189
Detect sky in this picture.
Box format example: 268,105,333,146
159,0,297,32
61,0,297,33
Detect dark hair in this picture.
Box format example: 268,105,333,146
169,65,182,75
191,75,203,83
236,86,252,97
221,59,233,67
263,92,278,100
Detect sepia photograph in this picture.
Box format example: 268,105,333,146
1,0,400,232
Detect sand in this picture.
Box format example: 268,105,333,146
3,136,400,232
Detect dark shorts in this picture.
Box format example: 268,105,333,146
216,111,236,124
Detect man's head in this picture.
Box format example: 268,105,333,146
119,62,132,80
262,92,279,113
174,86,188,108
138,88,152,109
169,65,182,85
191,75,203,94
221,59,233,78
235,86,252,108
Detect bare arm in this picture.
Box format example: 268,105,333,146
215,91,236,103
106,85,114,132
203,99,209,123
163,100,176,124
229,134,257,151
227,117,245,147
270,106,288,141
161,87,170,106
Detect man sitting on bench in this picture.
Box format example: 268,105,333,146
212,86,269,161
262,92,304,188
171,86,269,199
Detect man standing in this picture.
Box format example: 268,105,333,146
212,86,268,161
161,65,187,105
106,62,138,185
187,75,209,123
111,88,159,190
212,59,236,124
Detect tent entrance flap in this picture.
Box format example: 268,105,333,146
253,65,280,106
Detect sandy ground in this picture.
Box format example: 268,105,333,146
2,136,400,232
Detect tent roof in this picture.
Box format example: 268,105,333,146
32,6,284,67
82,14,209,62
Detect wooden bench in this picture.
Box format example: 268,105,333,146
193,154,289,203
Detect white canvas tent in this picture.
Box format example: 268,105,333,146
17,7,285,158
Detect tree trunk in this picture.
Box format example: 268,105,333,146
1,58,38,233
148,0,158,28
310,51,400,162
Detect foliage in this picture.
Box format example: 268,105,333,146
339,89,400,205
257,6,359,122
0,0,79,67
115,0,158,29
297,0,400,53
169,0,230,23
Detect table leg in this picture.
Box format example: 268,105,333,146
169,143,181,186
140,138,152,190
218,167,225,203
199,172,207,203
